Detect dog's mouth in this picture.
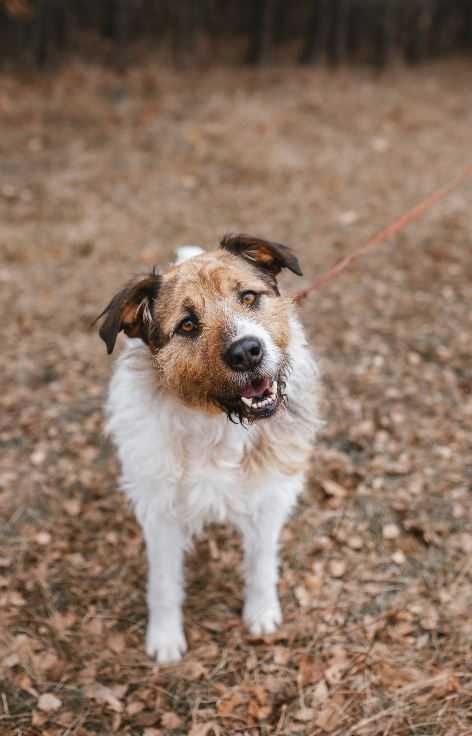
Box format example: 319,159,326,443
239,376,280,419
212,359,290,423
213,375,282,422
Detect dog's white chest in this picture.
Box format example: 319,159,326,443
164,413,258,525
105,346,268,528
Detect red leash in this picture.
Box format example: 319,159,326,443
292,164,472,304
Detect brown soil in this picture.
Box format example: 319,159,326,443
1,58,472,735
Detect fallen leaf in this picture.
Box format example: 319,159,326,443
322,480,347,498
420,607,439,631
338,210,359,226
4,653,19,668
108,632,126,654
9,592,26,606
294,584,311,607
375,662,421,689
273,646,291,665
383,523,400,540
431,671,460,697
49,611,76,635
313,679,329,702
460,533,472,553
161,711,182,729
328,559,346,578
111,712,122,733
250,685,267,705
35,531,51,545
32,710,48,727
189,723,221,736
85,617,104,636
126,700,145,716
392,549,406,565
248,699,271,721
84,683,125,713
297,655,323,686
63,498,81,516
217,693,245,717
315,695,345,732
180,659,208,680
347,535,363,550
294,706,315,722
37,693,62,712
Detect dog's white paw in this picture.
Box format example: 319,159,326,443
244,595,282,636
146,621,187,664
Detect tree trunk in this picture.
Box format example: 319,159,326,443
34,0,51,68
246,0,277,65
299,0,329,64
114,0,128,73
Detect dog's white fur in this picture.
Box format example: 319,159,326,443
105,248,320,664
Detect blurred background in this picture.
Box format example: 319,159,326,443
1,0,472,69
1,2,472,735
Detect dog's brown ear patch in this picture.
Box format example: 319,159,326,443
95,274,160,354
220,234,302,277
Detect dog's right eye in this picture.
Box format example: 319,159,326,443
240,290,259,308
176,316,199,336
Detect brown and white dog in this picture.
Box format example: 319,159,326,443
97,235,320,663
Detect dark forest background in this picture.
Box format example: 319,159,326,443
1,0,472,71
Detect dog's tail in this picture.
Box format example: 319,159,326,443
175,245,204,264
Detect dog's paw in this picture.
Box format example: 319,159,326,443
145,622,187,664
243,595,282,636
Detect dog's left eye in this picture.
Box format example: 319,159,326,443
176,316,199,336
240,291,259,308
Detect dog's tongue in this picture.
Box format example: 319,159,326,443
241,377,271,399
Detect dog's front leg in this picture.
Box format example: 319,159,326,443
143,514,187,664
238,490,294,636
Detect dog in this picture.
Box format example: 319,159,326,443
96,235,320,663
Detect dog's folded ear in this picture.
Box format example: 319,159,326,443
220,234,302,277
94,274,160,354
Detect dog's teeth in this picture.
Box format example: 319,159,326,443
242,389,277,411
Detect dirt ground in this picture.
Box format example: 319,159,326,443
1,57,472,736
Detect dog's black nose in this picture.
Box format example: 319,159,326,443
224,336,264,371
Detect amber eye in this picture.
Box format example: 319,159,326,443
177,316,199,336
240,290,259,308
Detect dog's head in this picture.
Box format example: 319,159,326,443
96,235,302,422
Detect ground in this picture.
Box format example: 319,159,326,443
1,57,472,736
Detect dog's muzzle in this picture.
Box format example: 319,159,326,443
219,333,284,421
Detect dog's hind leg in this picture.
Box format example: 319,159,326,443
236,479,301,636
143,514,187,664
